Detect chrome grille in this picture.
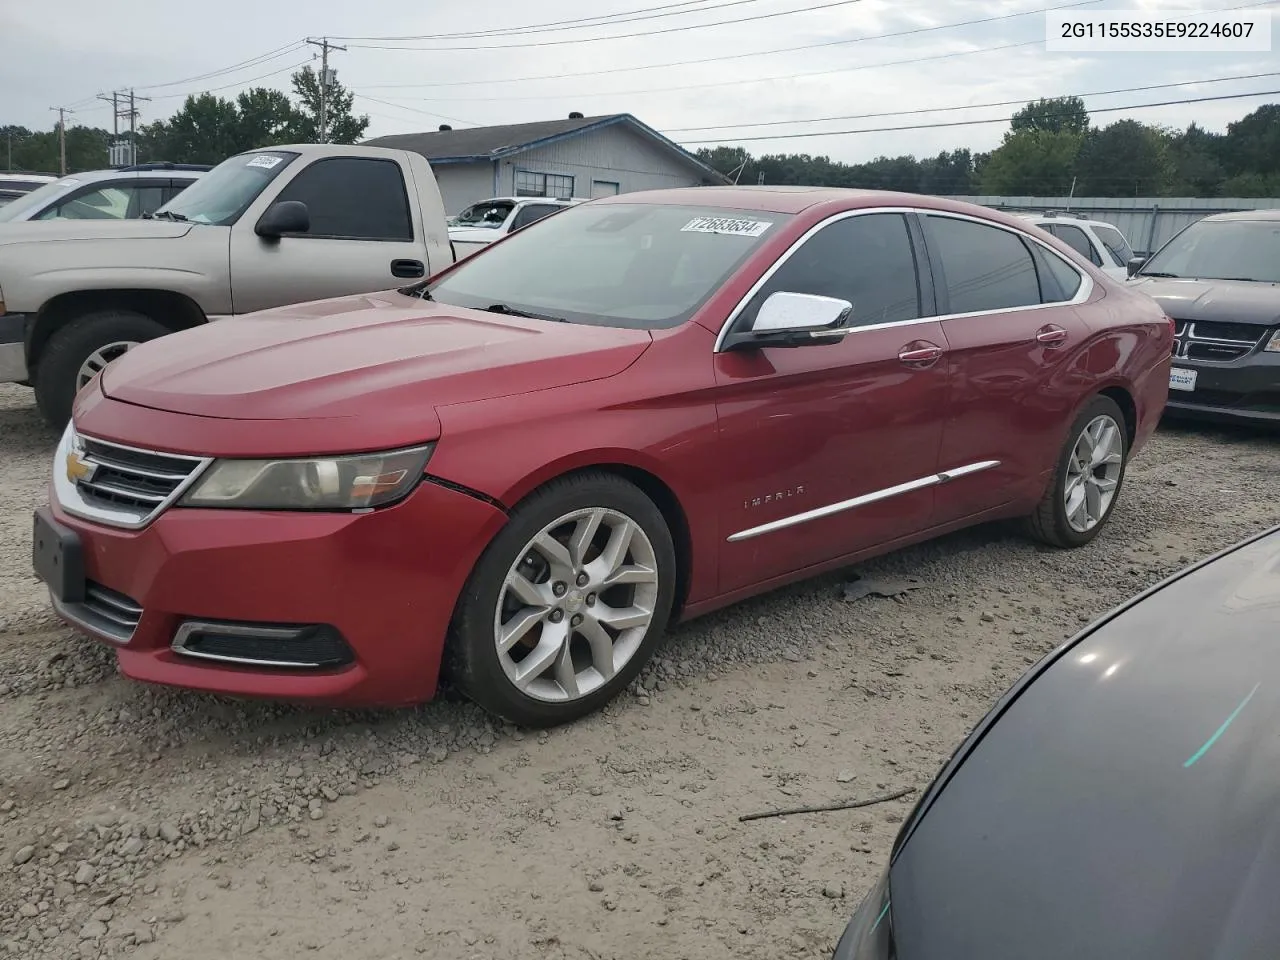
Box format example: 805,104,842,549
1171,320,1268,363
53,582,143,643
56,430,212,530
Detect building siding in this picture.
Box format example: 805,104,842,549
948,195,1280,254
433,163,498,216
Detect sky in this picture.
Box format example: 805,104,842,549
1,0,1277,163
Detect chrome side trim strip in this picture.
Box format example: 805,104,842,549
712,206,1093,353
726,460,1001,542
171,621,328,670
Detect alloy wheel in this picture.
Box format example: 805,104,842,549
77,341,140,390
1064,414,1124,533
494,507,659,703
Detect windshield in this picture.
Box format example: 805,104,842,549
427,202,787,329
0,177,79,222
452,199,515,229
156,150,297,226
1093,224,1133,267
1141,219,1280,283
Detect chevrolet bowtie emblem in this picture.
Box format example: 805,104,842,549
65,449,96,483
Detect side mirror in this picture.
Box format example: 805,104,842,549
724,291,854,350
1126,255,1148,278
255,200,310,239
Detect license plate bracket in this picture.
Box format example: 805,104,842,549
32,507,85,603
1169,366,1198,392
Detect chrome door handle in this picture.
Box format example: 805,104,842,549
899,342,945,365
1036,325,1069,346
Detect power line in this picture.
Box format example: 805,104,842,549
360,0,1105,90
132,41,307,92
345,0,871,51
148,60,312,102
353,94,479,128
668,70,1280,133
680,88,1280,144
334,0,768,41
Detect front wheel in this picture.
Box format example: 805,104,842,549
447,472,676,728
33,310,170,428
1023,394,1129,548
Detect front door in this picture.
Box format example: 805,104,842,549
711,211,951,595
921,212,1095,524
229,156,428,315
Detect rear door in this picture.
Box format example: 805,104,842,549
921,213,1093,524
228,156,427,314
712,210,951,594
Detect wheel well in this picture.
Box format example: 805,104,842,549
28,289,206,370
1099,386,1136,446
516,463,694,619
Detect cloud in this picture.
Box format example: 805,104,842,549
1,0,1273,165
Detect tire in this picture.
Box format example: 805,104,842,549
1023,394,1129,548
33,309,170,429
447,472,677,728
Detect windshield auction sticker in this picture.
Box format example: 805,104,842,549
245,155,283,169
681,216,773,237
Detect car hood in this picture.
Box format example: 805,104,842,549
0,219,194,244
890,526,1280,960
99,290,653,421
1128,276,1280,326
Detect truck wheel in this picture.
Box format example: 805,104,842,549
34,310,170,428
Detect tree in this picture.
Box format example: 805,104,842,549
1010,97,1090,136
980,129,1082,195
1166,122,1226,196
290,66,369,144
1221,104,1280,178
1074,120,1172,196
141,94,242,164
235,88,303,149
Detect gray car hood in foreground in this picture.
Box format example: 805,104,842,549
1129,276,1280,327
890,525,1280,960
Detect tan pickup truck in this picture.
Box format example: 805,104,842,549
0,143,454,426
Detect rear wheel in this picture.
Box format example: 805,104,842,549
1024,394,1128,548
447,472,676,728
34,310,169,428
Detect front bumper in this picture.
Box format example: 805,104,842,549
1166,351,1280,425
0,313,30,382
38,478,507,707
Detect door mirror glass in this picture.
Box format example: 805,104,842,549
1127,255,1147,277
255,200,310,239
727,291,853,349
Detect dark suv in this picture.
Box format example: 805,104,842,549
1127,210,1280,424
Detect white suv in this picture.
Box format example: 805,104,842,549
448,196,583,259
0,163,209,224
1019,213,1136,282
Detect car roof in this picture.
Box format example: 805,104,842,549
46,168,206,185
890,523,1280,958
1205,208,1280,222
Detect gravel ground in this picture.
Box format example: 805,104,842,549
0,381,1276,960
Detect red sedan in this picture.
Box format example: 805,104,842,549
32,188,1172,727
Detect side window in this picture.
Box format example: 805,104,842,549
1053,224,1103,266
128,185,167,218
37,185,133,220
926,216,1042,314
1038,249,1083,303
740,213,921,329
1093,224,1133,267
511,203,561,230
273,158,413,241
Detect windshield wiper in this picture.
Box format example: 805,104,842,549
1217,276,1264,282
151,210,189,222
1138,271,1180,278
484,303,567,322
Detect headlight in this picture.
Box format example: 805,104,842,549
1265,330,1280,353
180,444,435,511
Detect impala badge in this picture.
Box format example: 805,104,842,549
744,485,805,510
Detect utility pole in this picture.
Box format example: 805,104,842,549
98,89,150,166
306,37,346,144
49,106,74,174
